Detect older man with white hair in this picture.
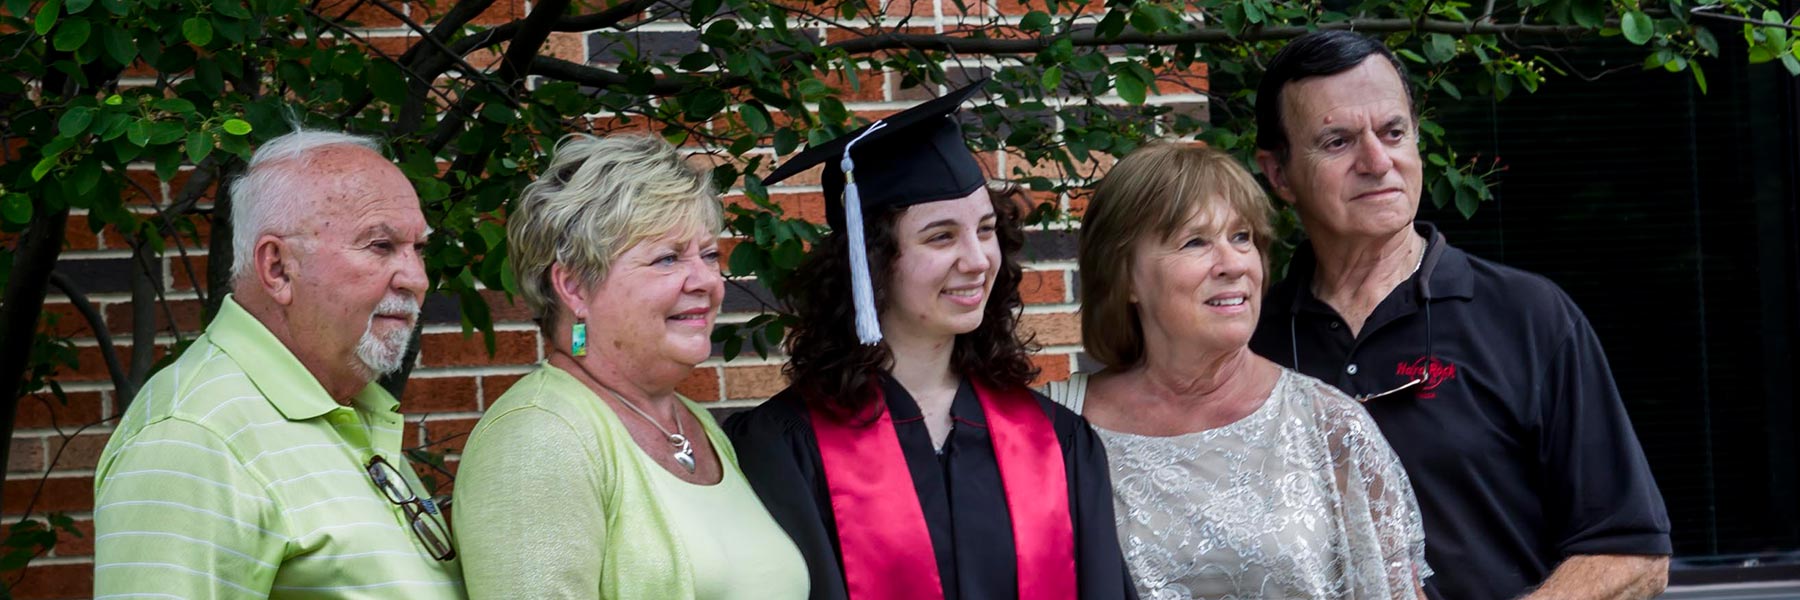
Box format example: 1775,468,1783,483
93,129,465,598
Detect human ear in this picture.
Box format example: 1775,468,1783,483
255,234,297,305
549,262,591,320
1254,149,1298,207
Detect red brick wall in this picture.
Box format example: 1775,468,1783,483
5,0,1204,596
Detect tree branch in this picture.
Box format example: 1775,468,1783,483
439,0,661,63
0,206,66,499
46,273,136,401
128,240,158,387
529,18,1595,94
429,0,573,163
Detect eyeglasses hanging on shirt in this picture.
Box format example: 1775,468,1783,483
366,454,457,561
1291,236,1440,404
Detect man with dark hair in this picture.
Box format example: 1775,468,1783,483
1248,30,1671,600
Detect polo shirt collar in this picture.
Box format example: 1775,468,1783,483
207,295,380,422
1414,222,1476,301
1284,221,1477,315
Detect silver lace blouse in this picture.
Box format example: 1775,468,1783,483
1048,368,1431,599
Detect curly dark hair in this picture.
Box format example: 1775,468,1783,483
782,187,1039,421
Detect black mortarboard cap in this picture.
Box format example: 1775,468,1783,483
760,80,990,345
763,80,989,228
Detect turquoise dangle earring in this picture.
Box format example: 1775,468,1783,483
571,319,589,357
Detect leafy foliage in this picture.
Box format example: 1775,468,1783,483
0,0,1795,583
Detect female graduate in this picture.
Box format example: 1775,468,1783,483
724,81,1136,600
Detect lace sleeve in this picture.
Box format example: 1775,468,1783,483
1304,377,1433,596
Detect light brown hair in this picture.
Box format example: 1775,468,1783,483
1078,141,1275,368
507,134,722,328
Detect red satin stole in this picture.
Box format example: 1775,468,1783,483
809,379,1077,600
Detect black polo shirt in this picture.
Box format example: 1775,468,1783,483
1249,222,1671,600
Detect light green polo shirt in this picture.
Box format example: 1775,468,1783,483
94,295,465,599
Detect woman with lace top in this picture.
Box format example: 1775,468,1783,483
1046,142,1431,599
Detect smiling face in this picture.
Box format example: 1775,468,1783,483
572,228,724,380
1261,56,1423,242
879,188,1002,346
1130,202,1265,357
280,146,430,381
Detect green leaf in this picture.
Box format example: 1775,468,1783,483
58,107,94,136
772,239,804,268
773,128,799,156
1,194,32,225
127,119,151,146
369,60,407,104
1430,177,1453,209
53,17,91,51
1423,34,1456,64
1395,48,1427,63
1570,0,1604,29
101,24,136,65
182,17,213,46
738,104,771,135
149,121,186,144
1242,0,1263,24
686,88,728,121
1114,69,1147,104
1419,119,1445,139
1041,65,1063,92
1454,183,1479,218
1427,153,1449,167
1694,27,1720,57
30,153,58,181
1621,11,1653,45
155,149,182,181
677,51,714,72
1437,78,1462,100
222,118,253,135
65,0,91,12
186,131,213,163
34,0,62,36
728,243,762,277
153,97,196,113
797,78,827,100
688,0,721,25
1021,10,1051,32
1096,8,1126,39
72,159,101,194
723,335,742,361
215,2,249,18
1690,60,1708,93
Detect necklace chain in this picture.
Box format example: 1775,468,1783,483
561,353,697,473
602,385,686,443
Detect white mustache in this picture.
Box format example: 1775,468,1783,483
372,295,421,322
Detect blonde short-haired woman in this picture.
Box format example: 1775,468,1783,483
453,134,809,599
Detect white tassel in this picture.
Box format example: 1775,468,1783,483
840,121,889,346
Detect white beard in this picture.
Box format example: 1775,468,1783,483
355,294,420,377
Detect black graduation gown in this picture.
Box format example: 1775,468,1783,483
724,375,1137,600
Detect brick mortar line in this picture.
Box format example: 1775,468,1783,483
419,322,540,334
407,412,488,421
408,364,538,377
11,555,91,566
4,470,96,478
9,426,115,437
4,512,94,523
